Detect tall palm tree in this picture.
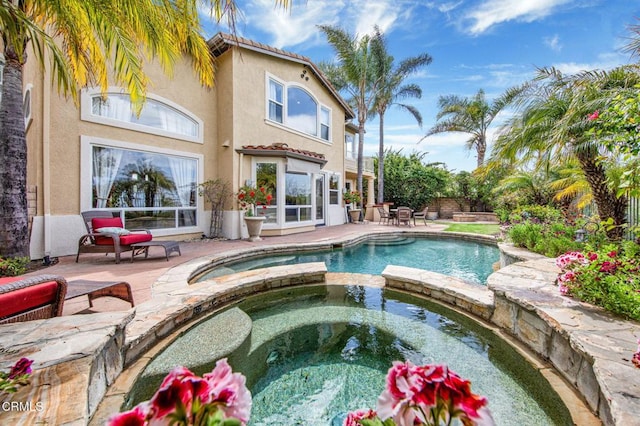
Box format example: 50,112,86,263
0,0,289,258
422,89,513,168
371,39,432,204
318,25,386,207
490,66,640,239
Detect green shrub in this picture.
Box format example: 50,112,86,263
508,205,562,224
508,221,582,257
0,257,30,277
556,242,640,321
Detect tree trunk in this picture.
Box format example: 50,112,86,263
576,151,627,240
0,41,30,258
476,135,486,168
377,112,385,204
357,114,365,209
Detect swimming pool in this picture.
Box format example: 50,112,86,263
128,285,572,425
198,235,499,284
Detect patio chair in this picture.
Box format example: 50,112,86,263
0,274,67,324
413,206,429,226
76,210,152,264
376,206,392,225
396,207,413,227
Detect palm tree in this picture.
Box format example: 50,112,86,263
371,39,432,204
0,0,289,258
490,66,640,239
318,25,386,207
422,89,513,168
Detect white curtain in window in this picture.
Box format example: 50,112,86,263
168,157,195,207
93,147,123,208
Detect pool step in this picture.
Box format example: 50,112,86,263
364,235,416,246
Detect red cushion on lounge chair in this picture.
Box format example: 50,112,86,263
0,277,59,318
90,217,149,245
119,233,153,245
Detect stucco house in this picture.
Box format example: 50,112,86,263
19,32,375,260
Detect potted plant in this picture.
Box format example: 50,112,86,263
237,185,273,241
344,190,362,222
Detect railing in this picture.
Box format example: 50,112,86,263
345,155,375,174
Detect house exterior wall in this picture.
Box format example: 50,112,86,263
22,34,351,259
27,56,219,258
221,47,348,237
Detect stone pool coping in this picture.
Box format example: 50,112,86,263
0,231,638,425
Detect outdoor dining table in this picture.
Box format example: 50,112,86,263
388,208,414,226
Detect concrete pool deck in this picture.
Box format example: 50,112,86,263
0,221,638,425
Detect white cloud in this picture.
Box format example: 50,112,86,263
237,0,404,49
438,1,464,14
552,52,630,74
463,0,572,35
241,0,344,48
544,34,562,52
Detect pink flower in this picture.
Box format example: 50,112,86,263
203,358,252,423
377,361,423,425
343,409,377,426
8,358,33,379
599,261,617,273
587,252,598,262
377,362,493,426
559,284,570,295
587,110,599,121
557,270,576,284
556,252,589,270
633,339,640,369
607,250,618,258
107,403,150,426
150,367,196,418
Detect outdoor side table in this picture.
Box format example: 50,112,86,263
130,240,181,262
66,280,134,308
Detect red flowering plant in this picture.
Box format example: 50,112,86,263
0,358,33,395
344,361,494,426
236,185,273,217
555,242,640,322
108,359,251,426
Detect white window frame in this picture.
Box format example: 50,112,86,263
265,74,332,143
329,173,341,205
80,135,204,237
80,88,204,143
268,79,284,124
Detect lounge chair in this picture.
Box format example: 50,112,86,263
396,207,413,227
376,206,392,225
413,206,429,226
76,210,152,264
0,274,67,324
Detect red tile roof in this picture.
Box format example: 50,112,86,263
238,143,327,165
208,32,354,119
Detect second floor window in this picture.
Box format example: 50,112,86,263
267,77,331,142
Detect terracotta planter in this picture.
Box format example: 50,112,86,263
244,216,266,241
349,209,362,223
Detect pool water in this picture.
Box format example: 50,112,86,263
129,285,571,425
199,236,499,284
233,286,571,425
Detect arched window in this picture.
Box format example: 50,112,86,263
287,87,317,136
267,77,332,142
81,90,203,143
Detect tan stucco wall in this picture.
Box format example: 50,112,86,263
227,48,346,182
45,56,218,215
23,36,351,256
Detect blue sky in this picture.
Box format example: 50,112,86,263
201,0,640,172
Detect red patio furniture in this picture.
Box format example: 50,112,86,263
76,211,152,264
0,274,67,324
